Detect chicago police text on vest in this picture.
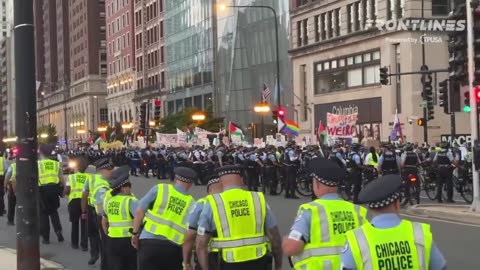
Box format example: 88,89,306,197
167,197,187,215
108,201,121,215
376,241,413,269
330,211,356,234
229,200,250,217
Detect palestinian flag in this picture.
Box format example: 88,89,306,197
317,120,327,145
229,121,244,138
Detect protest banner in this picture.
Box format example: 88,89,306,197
326,113,358,138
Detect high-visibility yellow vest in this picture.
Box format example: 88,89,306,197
8,163,15,182
366,153,379,167
68,173,91,202
38,159,60,186
0,157,5,176
144,184,194,245
346,220,432,270
208,189,268,263
292,200,367,269
104,194,137,238
88,174,110,214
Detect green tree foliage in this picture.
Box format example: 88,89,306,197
38,124,59,144
105,122,125,142
158,107,224,134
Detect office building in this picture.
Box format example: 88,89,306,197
290,0,467,143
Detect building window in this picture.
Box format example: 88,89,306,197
297,21,302,47
314,50,381,95
296,0,309,7
100,108,108,122
302,19,308,45
432,0,450,16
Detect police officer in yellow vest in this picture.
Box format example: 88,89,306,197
341,175,447,270
131,167,197,270
183,174,223,270
282,158,367,270
64,157,90,251
81,158,114,268
38,145,65,244
196,165,283,270
4,161,16,226
0,151,9,216
101,166,138,270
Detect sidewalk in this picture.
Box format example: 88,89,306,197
405,204,480,225
0,246,64,270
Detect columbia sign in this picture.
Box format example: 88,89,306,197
367,19,466,32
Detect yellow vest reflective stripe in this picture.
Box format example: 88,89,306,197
346,220,432,270
38,160,60,186
292,200,367,269
143,184,194,245
366,153,379,167
68,173,91,202
89,175,110,213
9,163,16,182
208,189,267,263
105,194,137,238
0,157,4,176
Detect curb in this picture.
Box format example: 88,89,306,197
404,204,480,225
0,246,65,270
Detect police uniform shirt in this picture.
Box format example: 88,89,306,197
216,151,224,160
267,153,277,163
340,213,446,270
288,193,346,243
1,159,9,174
196,186,278,236
138,184,196,240
187,199,206,230
249,154,260,162
432,150,454,163
236,152,245,162
193,151,202,162
350,153,361,165
288,150,298,162
378,151,400,167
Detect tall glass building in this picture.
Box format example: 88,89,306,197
165,0,214,115
216,0,291,132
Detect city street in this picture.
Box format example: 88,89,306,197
0,175,478,270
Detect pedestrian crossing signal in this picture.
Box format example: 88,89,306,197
417,118,425,126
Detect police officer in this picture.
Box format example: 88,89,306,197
81,158,114,267
340,175,447,270
64,157,89,251
347,143,363,203
131,167,197,270
284,145,300,199
3,161,16,225
38,145,65,244
401,144,421,204
433,142,456,203
183,174,223,270
102,166,138,270
0,151,8,216
245,148,264,191
129,150,141,176
283,158,367,269
378,144,399,176
265,145,281,195
329,144,347,168
196,165,283,270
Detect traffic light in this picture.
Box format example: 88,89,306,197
139,102,147,129
417,118,425,126
421,71,434,120
438,80,449,114
278,107,286,120
464,90,471,112
272,110,278,124
448,4,468,85
153,100,161,125
379,67,389,85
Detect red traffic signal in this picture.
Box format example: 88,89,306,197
475,87,480,101
154,100,161,106
278,107,286,118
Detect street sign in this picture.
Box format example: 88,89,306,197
440,134,472,145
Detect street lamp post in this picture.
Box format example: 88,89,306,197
219,4,281,109
254,103,270,139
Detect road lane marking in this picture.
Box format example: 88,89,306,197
400,213,480,228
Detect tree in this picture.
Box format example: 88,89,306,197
158,108,224,134
38,124,58,144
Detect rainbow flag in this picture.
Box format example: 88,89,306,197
278,118,300,136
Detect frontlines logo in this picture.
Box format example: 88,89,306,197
367,19,466,32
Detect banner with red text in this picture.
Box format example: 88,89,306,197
326,113,358,138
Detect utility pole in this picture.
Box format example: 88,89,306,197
421,0,428,144
14,0,40,269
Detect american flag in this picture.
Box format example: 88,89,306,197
262,83,271,102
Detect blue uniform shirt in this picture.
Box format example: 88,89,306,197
197,186,277,235
187,199,206,230
288,193,341,242
340,214,446,270
249,154,259,162
138,184,195,240
351,153,361,165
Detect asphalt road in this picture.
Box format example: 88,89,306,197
0,175,478,270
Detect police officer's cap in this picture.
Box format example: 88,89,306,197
174,167,197,183
110,166,131,190
359,174,403,209
440,142,450,149
95,158,114,170
205,174,220,190
307,158,346,187
216,165,243,178
39,144,54,156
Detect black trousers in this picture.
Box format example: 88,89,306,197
87,206,100,259
0,175,5,215
220,255,269,270
285,166,297,198
246,168,259,191
437,167,453,201
39,187,62,241
68,199,87,249
138,239,182,270
97,215,109,270
108,237,137,270
351,172,362,204
6,183,15,223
